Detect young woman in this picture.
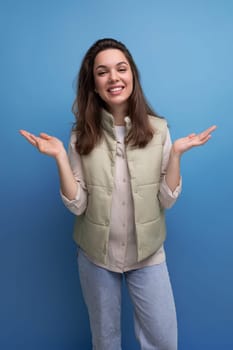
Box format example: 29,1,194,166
20,38,216,350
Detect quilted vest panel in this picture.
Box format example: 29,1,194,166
73,111,167,264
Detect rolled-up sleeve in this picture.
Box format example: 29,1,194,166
60,133,88,216
158,128,182,209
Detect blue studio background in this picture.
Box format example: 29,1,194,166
1,0,233,349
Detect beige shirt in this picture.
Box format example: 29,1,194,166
61,126,181,272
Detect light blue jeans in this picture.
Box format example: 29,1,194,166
78,248,177,350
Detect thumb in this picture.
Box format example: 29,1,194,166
39,132,52,140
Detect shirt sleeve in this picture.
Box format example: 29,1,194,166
60,133,88,216
158,128,182,209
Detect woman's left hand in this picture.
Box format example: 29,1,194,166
172,125,217,156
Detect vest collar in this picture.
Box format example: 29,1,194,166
100,109,132,139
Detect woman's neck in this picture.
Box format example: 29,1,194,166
108,106,128,126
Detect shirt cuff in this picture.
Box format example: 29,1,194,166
60,185,81,205
158,176,182,209
163,175,182,198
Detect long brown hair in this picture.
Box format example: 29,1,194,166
72,38,161,155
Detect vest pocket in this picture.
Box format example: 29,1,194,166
85,186,112,225
134,184,161,223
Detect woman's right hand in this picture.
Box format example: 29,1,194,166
19,130,66,159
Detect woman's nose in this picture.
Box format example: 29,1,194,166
109,70,119,82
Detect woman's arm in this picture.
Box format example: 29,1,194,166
19,130,78,200
165,125,217,192
158,130,182,209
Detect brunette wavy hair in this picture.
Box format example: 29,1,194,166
72,38,162,155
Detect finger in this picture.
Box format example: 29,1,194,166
206,125,217,133
200,125,217,138
188,133,196,139
19,130,38,146
193,134,212,146
19,129,30,137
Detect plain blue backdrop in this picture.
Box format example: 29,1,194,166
1,0,233,349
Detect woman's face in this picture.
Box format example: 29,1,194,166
93,49,133,114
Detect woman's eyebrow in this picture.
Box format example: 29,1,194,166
95,61,129,70
116,61,128,66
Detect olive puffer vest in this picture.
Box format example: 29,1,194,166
73,110,168,265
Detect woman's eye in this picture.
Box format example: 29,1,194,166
119,68,126,72
97,71,106,76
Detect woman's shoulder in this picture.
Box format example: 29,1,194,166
148,115,167,129
148,115,168,143
69,130,78,144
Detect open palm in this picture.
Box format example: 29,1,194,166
173,125,217,155
19,130,64,158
